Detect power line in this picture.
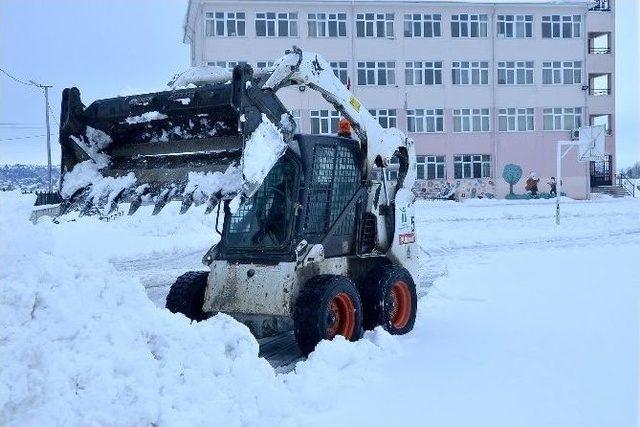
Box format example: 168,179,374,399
0,133,58,142
0,67,39,87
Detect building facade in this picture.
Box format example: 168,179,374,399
183,0,615,199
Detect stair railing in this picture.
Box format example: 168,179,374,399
616,173,636,197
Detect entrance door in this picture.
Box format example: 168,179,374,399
590,155,612,187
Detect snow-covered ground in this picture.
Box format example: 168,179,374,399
2,191,639,426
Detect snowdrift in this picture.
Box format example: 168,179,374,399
1,192,400,426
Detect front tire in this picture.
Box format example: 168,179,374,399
294,275,363,356
165,271,209,322
360,265,417,335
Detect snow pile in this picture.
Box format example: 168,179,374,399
59,160,137,214
183,165,243,203
169,66,232,89
1,192,406,426
241,114,287,191
125,111,168,125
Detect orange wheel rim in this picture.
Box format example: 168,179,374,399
326,292,356,339
389,281,412,329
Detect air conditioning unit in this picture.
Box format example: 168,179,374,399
570,129,580,140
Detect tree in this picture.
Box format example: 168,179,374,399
502,164,523,195
621,161,640,179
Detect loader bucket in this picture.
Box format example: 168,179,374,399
56,63,293,217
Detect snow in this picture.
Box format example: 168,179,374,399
169,66,232,88
184,166,243,204
2,192,638,426
125,111,168,125
241,114,287,191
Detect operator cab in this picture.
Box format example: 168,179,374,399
218,134,365,263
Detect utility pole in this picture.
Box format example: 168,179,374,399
30,80,53,192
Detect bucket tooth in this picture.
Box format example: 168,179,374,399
103,188,127,216
152,189,173,215
180,192,195,214
204,193,221,215
128,196,143,215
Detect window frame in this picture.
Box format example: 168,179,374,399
542,15,581,39
369,109,398,129
255,12,298,37
542,107,583,131
542,61,582,85
329,61,349,85
405,61,443,85
307,12,347,37
496,14,533,38
453,154,492,179
407,109,445,133
497,61,535,85
451,14,488,38
403,13,442,38
355,13,395,38
204,11,246,37
453,108,491,133
451,61,489,85
310,110,340,134
416,155,446,180
356,61,396,86
498,108,535,132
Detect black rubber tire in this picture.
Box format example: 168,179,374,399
360,264,417,334
294,275,363,356
165,271,209,322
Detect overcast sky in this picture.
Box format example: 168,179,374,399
1,0,638,168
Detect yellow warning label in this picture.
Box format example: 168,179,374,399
349,96,361,112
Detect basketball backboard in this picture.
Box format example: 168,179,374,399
577,125,606,162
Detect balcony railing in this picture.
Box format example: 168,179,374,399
589,0,611,11
590,88,611,96
589,47,611,54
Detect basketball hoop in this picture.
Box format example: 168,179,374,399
577,125,606,162
555,125,607,225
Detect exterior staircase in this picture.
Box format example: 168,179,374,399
591,185,630,198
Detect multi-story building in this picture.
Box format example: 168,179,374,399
183,0,615,199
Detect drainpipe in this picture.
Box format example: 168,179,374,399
583,8,590,198
491,4,498,196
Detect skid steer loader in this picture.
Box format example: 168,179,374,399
54,47,419,355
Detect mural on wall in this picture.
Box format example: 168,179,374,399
413,178,495,200
502,164,523,196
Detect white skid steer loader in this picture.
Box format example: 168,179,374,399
52,47,420,355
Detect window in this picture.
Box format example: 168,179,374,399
330,61,349,85
407,109,444,133
498,108,535,132
403,14,441,37
417,155,446,179
497,15,533,38
405,61,442,85
452,61,489,85
356,13,394,38
543,107,583,130
369,109,397,128
542,61,582,84
207,60,246,71
256,12,298,37
291,109,301,132
451,14,488,38
205,12,246,37
256,61,275,70
453,108,490,132
542,15,581,38
497,61,534,85
357,61,396,86
308,13,347,37
454,155,492,179
310,110,340,134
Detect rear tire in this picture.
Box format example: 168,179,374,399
166,271,209,322
294,275,363,356
360,265,417,335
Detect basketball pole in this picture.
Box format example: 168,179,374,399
556,140,581,225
